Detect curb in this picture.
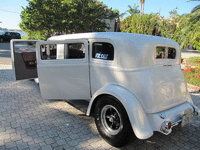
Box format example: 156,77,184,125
0,64,12,70
187,83,200,93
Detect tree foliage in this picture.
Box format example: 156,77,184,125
20,0,118,40
120,5,200,51
120,13,159,35
169,7,178,18
126,4,140,15
191,4,200,13
173,9,200,50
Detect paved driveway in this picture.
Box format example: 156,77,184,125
0,64,200,150
181,49,200,60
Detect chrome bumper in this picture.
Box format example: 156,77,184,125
160,104,198,134
147,102,199,135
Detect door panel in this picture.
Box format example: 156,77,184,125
36,40,90,100
11,40,41,80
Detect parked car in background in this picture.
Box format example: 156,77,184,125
0,31,21,42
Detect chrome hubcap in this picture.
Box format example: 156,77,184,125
101,105,122,135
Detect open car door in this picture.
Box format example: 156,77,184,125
11,39,42,80
36,39,91,100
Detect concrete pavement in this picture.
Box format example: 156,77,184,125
181,49,200,60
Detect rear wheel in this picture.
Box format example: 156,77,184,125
0,38,3,42
94,96,135,147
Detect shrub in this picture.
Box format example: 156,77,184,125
173,10,200,51
188,57,200,65
120,13,160,35
183,66,200,87
120,6,200,52
183,66,191,72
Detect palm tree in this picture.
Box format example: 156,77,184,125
191,4,200,13
126,4,140,15
140,0,145,16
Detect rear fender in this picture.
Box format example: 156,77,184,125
86,84,153,139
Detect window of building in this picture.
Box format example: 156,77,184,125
41,43,85,60
92,42,114,60
155,46,176,59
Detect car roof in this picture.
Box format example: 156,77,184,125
48,32,180,68
48,32,174,43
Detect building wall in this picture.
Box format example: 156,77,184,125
105,18,116,32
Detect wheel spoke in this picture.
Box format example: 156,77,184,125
114,121,120,128
110,122,114,129
106,115,111,119
109,107,114,114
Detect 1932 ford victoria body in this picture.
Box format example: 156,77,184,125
11,32,199,147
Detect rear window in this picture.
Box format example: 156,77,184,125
155,46,176,59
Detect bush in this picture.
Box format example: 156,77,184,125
183,66,200,87
26,30,46,40
188,57,200,65
120,7,200,52
173,10,200,51
120,13,160,35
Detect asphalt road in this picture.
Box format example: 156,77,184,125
0,42,12,65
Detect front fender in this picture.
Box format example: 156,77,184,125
86,84,153,139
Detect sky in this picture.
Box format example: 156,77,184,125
0,0,199,30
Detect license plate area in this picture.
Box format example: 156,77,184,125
181,109,193,127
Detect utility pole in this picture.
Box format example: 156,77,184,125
159,8,161,16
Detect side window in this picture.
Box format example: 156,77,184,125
68,43,85,59
155,46,176,59
40,43,85,60
92,42,114,60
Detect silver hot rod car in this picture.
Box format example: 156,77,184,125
11,32,199,147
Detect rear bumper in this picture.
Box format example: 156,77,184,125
147,102,199,135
